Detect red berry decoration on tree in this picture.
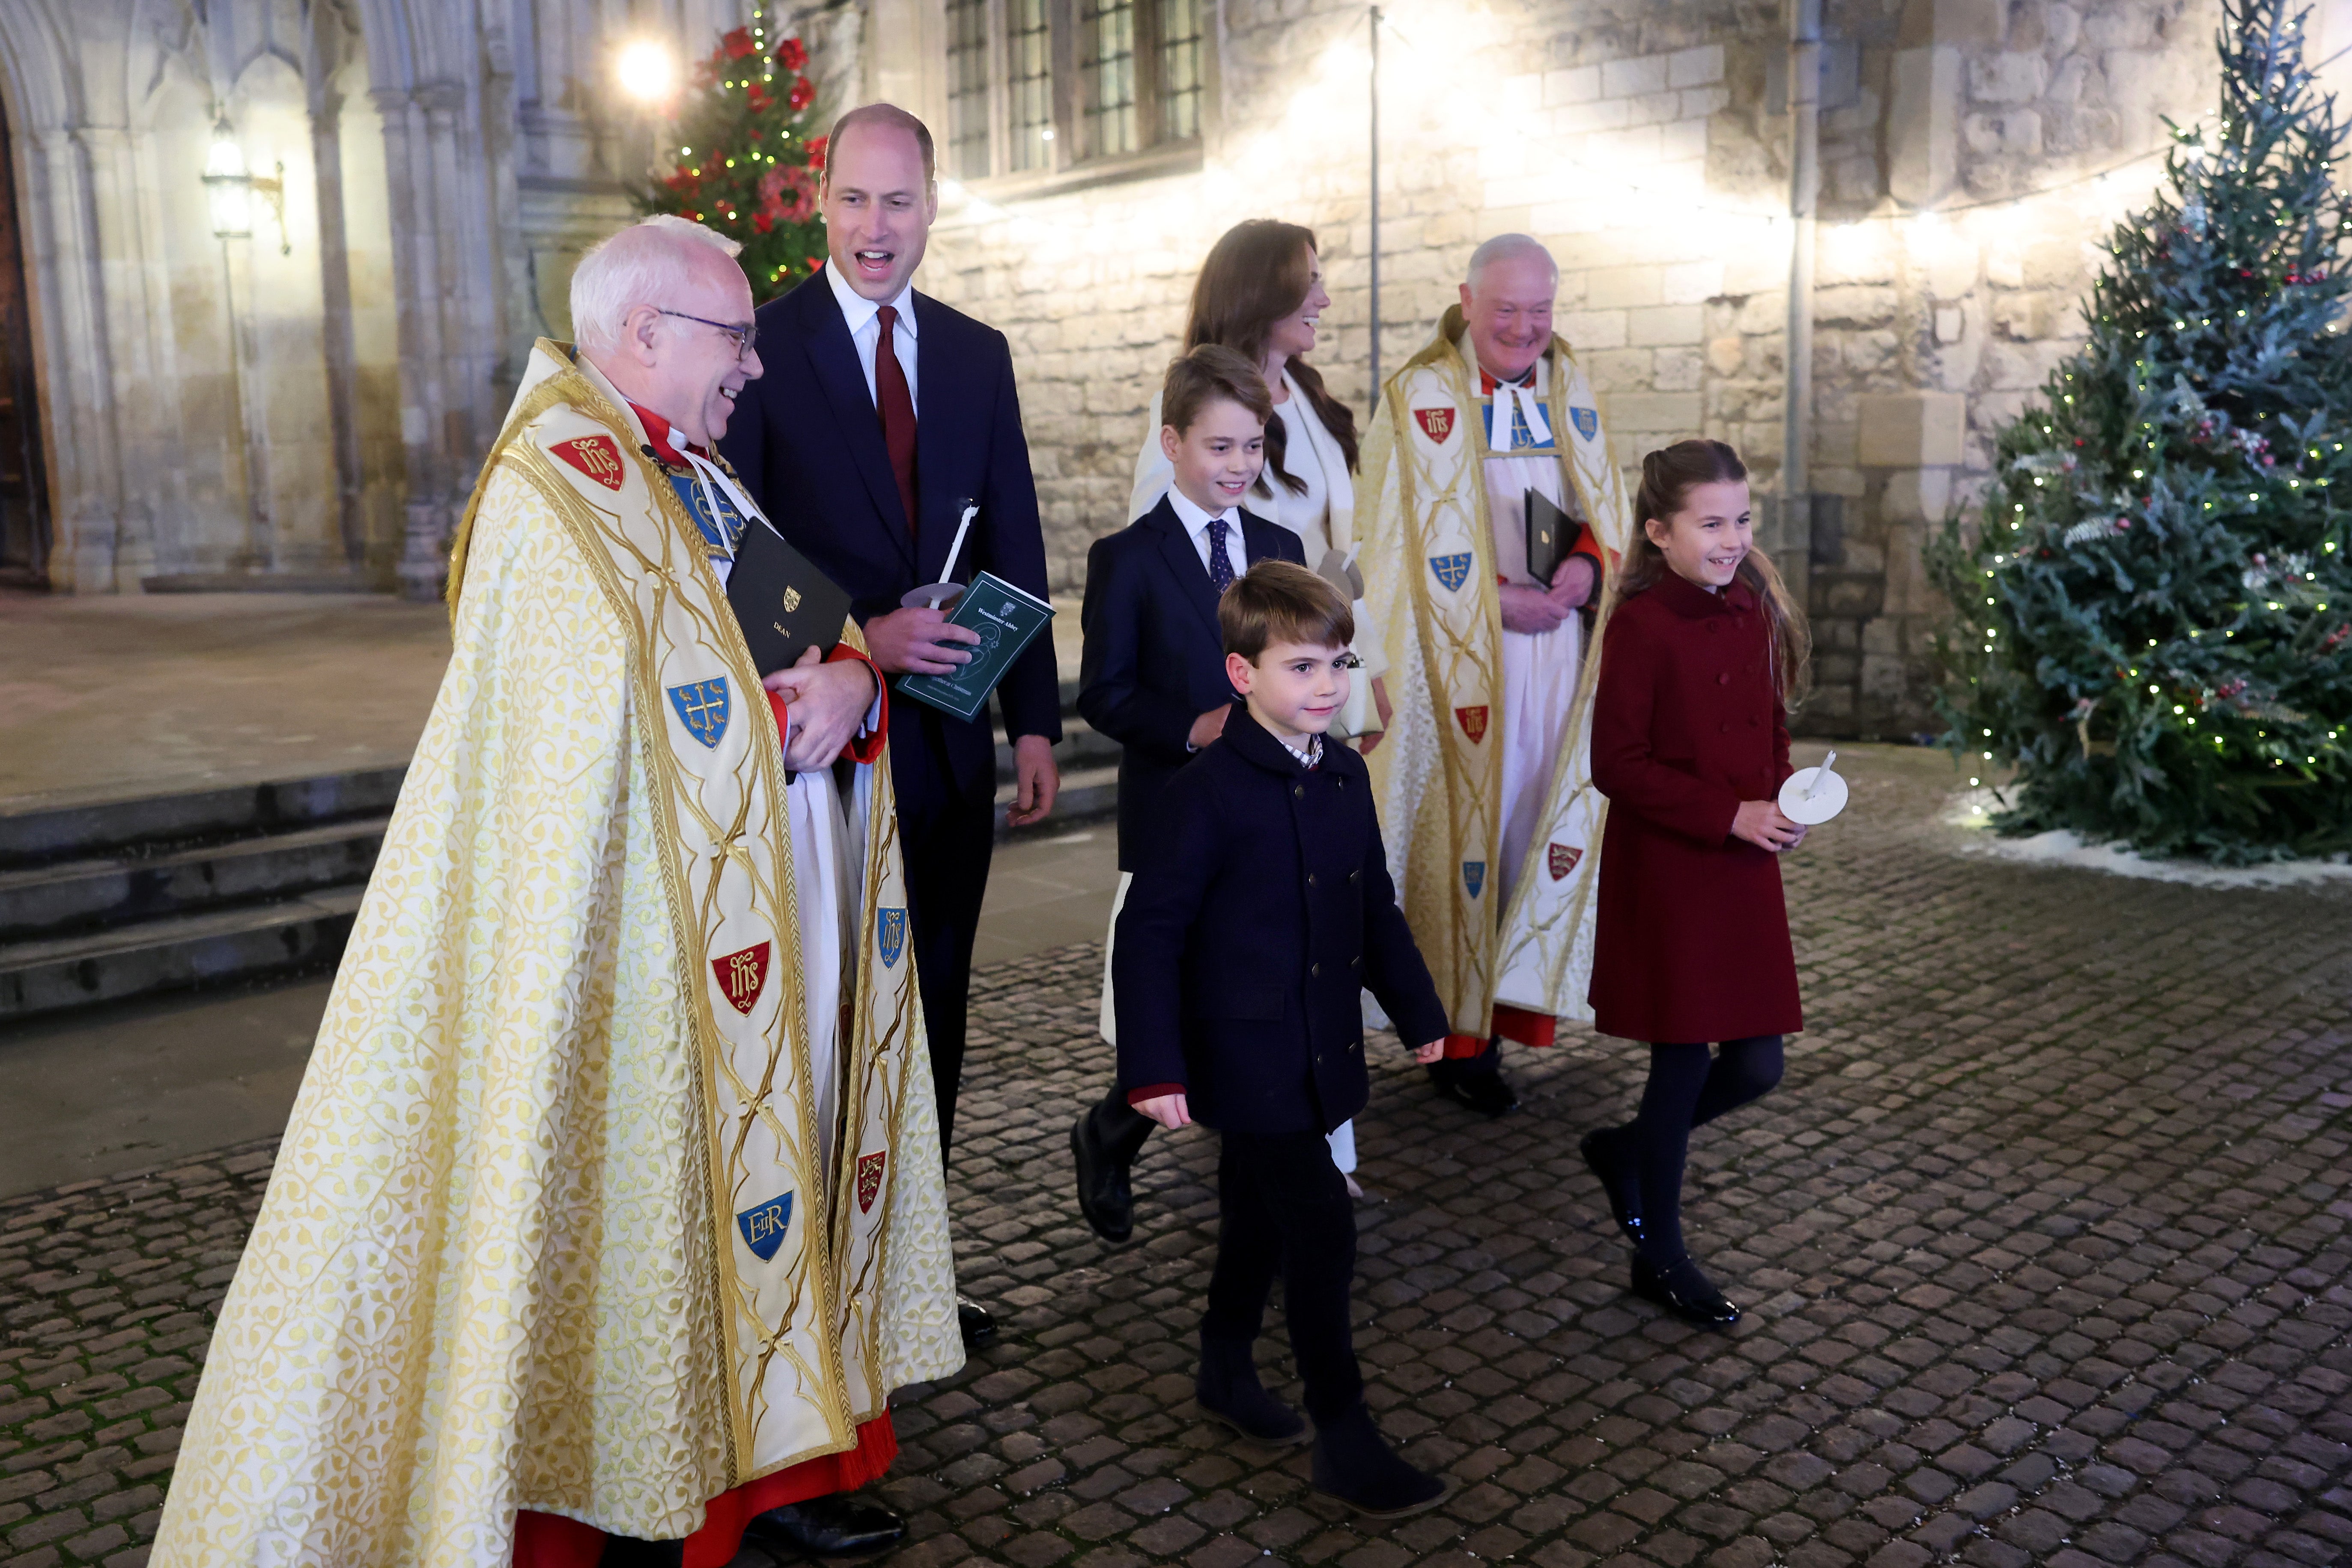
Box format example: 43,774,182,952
633,9,829,304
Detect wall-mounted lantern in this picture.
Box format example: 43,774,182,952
202,122,289,254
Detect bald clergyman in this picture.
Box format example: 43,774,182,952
1358,235,1636,1113
151,215,962,1568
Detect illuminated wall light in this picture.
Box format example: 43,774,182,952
617,39,678,104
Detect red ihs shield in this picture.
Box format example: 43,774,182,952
551,434,627,491
1414,407,1456,443
1547,843,1582,880
856,1150,888,1214
711,941,771,1015
1455,706,1489,743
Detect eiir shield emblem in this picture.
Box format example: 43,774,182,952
1462,861,1485,899
736,1193,794,1262
1568,406,1600,442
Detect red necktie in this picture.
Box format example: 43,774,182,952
874,305,918,534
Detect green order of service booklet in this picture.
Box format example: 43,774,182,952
894,571,1056,723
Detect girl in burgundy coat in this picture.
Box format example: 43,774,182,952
1580,439,1812,1330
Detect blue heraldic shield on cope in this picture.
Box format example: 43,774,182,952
668,677,732,749
1462,861,1486,898
736,1192,795,1262
671,473,747,557
876,907,907,968
1568,406,1601,442
1428,553,1473,593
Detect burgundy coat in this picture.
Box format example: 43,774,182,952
1586,570,1803,1044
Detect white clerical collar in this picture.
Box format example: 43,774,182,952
1479,354,1553,452
1166,485,1240,541
825,259,918,338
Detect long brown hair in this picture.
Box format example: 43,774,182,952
1623,439,1811,709
1183,220,1360,494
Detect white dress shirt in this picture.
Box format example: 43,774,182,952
824,259,919,414
1166,485,1245,584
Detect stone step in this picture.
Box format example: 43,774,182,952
0,819,388,944
0,888,364,1019
0,767,408,870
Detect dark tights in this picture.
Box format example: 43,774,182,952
1628,1036,1784,1265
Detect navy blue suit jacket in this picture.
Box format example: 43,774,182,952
1076,495,1303,870
1111,711,1450,1134
720,274,1062,800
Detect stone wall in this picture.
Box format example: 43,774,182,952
888,0,2352,735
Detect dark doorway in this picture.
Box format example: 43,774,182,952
0,104,50,587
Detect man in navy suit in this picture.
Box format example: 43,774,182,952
1069,346,1304,1245
721,104,1061,1351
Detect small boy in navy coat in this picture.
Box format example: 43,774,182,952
1114,561,1453,1517
1071,346,1305,1245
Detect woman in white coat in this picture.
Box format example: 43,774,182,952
1127,221,1391,742
1124,219,1389,1192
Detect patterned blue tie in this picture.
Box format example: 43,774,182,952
1206,517,1237,596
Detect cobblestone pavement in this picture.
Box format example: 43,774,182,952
4,746,2350,1568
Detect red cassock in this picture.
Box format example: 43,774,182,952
1586,570,1803,1045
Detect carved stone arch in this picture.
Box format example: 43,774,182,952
0,2,79,133
0,0,115,589
0,12,69,583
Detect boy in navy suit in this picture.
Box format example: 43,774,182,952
1114,562,1453,1517
1069,347,1304,1244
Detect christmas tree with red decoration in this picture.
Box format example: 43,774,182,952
634,9,829,303
1928,0,2350,862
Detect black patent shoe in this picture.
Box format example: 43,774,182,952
1631,1254,1740,1329
1310,1403,1451,1517
743,1493,908,1558
598,1536,684,1567
957,1294,996,1347
1071,1110,1135,1244
1578,1126,1644,1246
1433,1070,1518,1118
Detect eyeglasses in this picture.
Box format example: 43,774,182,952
659,309,757,362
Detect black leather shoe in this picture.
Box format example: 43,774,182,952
598,1537,684,1567
1434,1070,1518,1117
743,1493,906,1558
1071,1110,1134,1244
1579,1125,1644,1246
957,1294,996,1347
1310,1403,1450,1517
1631,1255,1740,1329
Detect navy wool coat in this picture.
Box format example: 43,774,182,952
1076,495,1304,871
718,274,1063,801
1112,710,1450,1134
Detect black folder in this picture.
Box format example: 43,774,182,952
725,519,854,675
1526,489,1584,587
